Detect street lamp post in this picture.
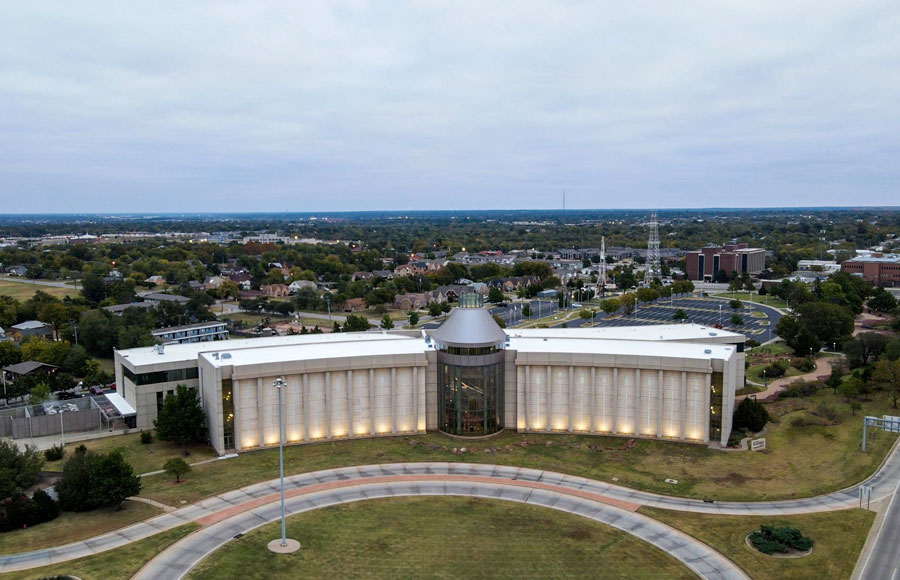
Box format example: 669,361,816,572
268,376,300,553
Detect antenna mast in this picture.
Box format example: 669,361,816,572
646,211,661,285
599,236,607,296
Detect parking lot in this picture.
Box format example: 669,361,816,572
551,297,781,342
491,300,559,326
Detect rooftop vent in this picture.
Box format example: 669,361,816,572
221,353,232,359
704,349,712,354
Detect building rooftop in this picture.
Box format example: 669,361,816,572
118,332,416,368
153,320,228,334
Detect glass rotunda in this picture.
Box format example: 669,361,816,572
432,294,507,436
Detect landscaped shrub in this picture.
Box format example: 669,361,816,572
813,402,839,423
140,431,154,444
778,380,822,399
763,359,790,378
791,357,815,372
44,444,65,462
727,429,746,447
733,398,771,433
0,489,60,532
749,525,813,555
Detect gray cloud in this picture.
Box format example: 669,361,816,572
1,1,898,212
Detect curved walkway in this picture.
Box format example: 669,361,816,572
133,477,749,580
3,438,899,576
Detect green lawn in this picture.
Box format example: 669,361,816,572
639,507,873,580
0,500,160,556
43,431,218,475
0,524,199,580
0,279,78,301
714,291,788,310
186,497,696,580
139,391,897,507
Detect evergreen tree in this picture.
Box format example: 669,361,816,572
154,385,207,451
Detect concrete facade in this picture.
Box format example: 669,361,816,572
115,324,743,455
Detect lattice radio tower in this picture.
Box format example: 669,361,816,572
599,236,607,295
646,211,662,284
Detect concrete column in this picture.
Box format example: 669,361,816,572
412,366,418,432
704,375,711,443
680,371,687,440
611,368,619,434
325,371,332,439
418,363,426,431
256,377,265,448
233,379,241,450
590,366,597,433
347,370,354,437
634,368,641,436
545,365,552,431
568,365,574,432
391,367,397,434
303,374,310,441
369,368,376,435
657,369,664,438
524,365,531,431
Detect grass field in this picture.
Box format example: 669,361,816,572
186,497,696,580
0,500,160,556
0,279,78,301
43,431,218,475
0,523,199,580
138,390,897,507
714,291,789,310
640,507,874,580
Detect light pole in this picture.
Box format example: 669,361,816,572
268,376,300,553
763,369,767,389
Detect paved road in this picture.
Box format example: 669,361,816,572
858,481,900,580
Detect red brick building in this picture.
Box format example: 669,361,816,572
685,243,765,281
840,254,900,287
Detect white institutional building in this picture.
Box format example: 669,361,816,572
115,299,744,455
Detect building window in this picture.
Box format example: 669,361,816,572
222,378,235,449
438,361,504,437
123,366,199,386
709,372,724,441
156,391,164,415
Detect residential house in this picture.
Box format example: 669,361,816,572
9,321,52,341
102,302,157,316
204,276,228,290
5,265,27,277
352,271,375,281
393,293,430,310
140,292,191,306
288,280,317,293
342,298,366,312
373,270,393,280
2,361,58,388
261,284,290,298
145,275,167,286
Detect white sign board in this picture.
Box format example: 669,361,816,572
882,416,900,433
750,438,767,451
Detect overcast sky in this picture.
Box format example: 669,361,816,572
1,2,898,213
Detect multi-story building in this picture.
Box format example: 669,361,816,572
151,321,229,345
841,254,900,287
685,243,765,281
116,298,744,455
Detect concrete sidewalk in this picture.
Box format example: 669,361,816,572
4,444,900,575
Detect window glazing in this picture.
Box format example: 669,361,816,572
222,378,234,449
438,360,503,436
709,371,723,441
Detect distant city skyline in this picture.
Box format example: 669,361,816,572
2,2,898,213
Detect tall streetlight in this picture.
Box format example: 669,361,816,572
268,376,300,554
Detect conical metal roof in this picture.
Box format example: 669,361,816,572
431,306,508,348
